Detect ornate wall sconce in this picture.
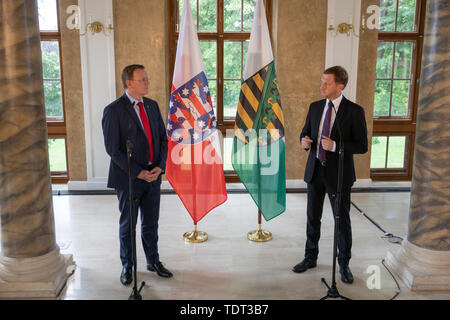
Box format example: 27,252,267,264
327,5,380,38
66,5,113,36
328,22,358,37
79,20,114,36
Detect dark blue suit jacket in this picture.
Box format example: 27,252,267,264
300,96,368,191
102,93,168,190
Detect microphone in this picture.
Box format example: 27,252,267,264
126,139,134,152
126,139,133,160
331,105,344,153
126,102,136,156
331,104,344,199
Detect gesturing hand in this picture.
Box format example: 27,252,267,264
321,136,335,151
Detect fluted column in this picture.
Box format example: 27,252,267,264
0,0,74,298
386,0,450,291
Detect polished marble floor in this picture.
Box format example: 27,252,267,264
37,191,450,300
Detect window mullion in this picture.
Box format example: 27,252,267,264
196,0,200,30
217,36,224,126
388,41,396,117
241,41,244,80
217,0,224,126
218,0,224,34
385,136,390,169
394,0,399,31
241,0,244,31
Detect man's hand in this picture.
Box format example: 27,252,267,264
301,136,313,149
321,136,335,151
137,170,152,181
137,167,162,183
148,167,162,182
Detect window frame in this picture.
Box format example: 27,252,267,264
39,0,69,183
168,0,273,182
371,0,426,181
47,135,70,178
374,40,416,119
370,134,411,172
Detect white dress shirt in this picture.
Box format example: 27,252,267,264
125,90,145,130
316,94,343,157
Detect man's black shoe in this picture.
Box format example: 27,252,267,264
339,265,354,284
120,267,132,285
292,259,317,273
147,261,173,278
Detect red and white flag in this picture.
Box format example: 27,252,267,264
166,0,227,223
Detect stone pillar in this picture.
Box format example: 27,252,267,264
0,0,74,298
385,0,450,291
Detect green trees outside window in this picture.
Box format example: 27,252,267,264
41,41,63,118
374,41,413,117
380,0,417,32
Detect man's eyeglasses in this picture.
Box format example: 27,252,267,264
131,78,150,84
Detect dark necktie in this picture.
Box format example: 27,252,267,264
137,102,154,163
318,100,333,164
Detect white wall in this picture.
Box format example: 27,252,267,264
68,0,115,190
325,0,362,101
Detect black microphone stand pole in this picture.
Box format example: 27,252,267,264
320,107,350,300
126,140,146,300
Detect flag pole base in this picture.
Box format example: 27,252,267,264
183,224,208,243
247,224,272,242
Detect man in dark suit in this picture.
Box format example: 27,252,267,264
293,66,368,284
102,64,172,285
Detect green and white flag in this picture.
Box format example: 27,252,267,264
232,0,286,221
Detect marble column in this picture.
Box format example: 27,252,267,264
386,0,450,291
0,0,74,298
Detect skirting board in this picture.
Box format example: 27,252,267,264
66,179,391,192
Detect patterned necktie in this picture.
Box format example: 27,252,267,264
318,100,333,164
137,102,154,163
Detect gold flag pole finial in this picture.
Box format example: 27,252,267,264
183,222,208,243
247,210,272,242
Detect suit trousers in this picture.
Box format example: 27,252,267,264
305,159,352,266
116,179,161,268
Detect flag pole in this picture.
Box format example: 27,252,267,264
247,209,272,242
183,222,208,243
182,132,208,243
247,124,271,242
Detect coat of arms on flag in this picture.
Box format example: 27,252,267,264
168,72,217,145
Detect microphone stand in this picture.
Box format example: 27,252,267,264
320,105,350,300
126,139,146,300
